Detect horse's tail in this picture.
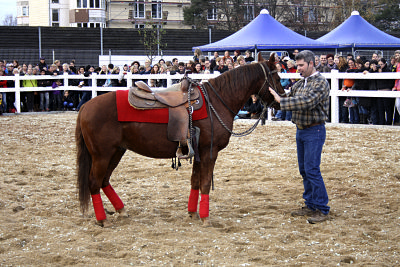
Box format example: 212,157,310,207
76,110,92,215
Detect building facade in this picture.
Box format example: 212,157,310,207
15,0,380,31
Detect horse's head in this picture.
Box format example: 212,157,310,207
257,53,285,110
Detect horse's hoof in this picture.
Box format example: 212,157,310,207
95,219,112,228
201,217,212,227
117,207,129,218
187,212,200,221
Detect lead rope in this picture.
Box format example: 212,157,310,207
199,83,267,137
187,82,193,165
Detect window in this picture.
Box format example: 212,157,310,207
52,0,59,3
294,6,303,22
207,7,217,20
134,0,145,18
135,24,145,29
244,5,253,21
52,9,59,26
78,0,100,9
22,6,29,16
152,0,162,19
89,0,99,8
308,8,317,22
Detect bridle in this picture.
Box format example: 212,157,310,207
257,62,286,109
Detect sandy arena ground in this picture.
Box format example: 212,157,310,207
0,112,399,266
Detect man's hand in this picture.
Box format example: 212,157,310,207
268,87,281,103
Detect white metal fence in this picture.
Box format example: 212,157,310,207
1,70,400,123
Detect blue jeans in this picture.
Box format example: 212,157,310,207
77,91,92,110
296,124,330,214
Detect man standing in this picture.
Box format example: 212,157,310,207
269,50,330,224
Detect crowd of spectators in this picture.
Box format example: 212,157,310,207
0,49,258,114
0,49,399,125
270,50,400,125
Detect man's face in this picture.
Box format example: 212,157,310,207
205,61,210,68
395,53,400,62
296,59,314,78
319,55,327,65
178,65,184,72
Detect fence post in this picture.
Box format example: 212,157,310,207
166,72,172,87
127,72,133,88
91,73,97,98
15,74,21,113
330,70,339,123
63,73,68,89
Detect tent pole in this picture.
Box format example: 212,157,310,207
255,45,257,61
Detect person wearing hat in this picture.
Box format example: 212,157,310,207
38,57,48,71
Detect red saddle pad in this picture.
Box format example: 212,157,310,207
116,87,208,123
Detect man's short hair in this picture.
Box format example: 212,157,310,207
295,50,316,66
326,54,334,59
178,62,185,67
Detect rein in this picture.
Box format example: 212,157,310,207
199,62,282,137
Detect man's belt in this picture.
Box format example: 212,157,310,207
296,122,324,130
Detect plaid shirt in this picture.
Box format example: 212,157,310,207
280,72,330,128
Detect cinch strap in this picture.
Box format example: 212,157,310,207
188,189,199,212
102,184,124,211
91,194,106,221
199,194,209,218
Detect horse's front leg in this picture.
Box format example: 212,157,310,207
188,161,201,220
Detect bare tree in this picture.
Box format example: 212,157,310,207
2,14,17,26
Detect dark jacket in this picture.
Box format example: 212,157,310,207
376,65,395,90
352,67,371,107
214,65,228,74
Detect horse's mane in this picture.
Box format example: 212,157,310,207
209,60,273,97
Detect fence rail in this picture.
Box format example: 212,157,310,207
2,70,400,123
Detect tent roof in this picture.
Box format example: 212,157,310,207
192,9,337,52
317,11,400,48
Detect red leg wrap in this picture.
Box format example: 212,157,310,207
199,194,209,218
91,194,106,221
102,184,124,211
188,189,199,213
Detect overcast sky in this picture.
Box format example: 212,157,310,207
0,0,17,24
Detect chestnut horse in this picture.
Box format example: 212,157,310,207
76,54,284,227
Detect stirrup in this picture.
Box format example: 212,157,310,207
176,140,195,159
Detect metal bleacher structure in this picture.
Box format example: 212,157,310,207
0,26,235,67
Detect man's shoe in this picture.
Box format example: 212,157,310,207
291,206,315,217
307,210,330,224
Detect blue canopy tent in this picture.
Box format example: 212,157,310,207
317,11,400,48
192,9,337,52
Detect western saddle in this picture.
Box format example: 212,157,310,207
128,78,203,159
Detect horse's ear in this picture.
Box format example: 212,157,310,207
257,52,265,62
268,53,275,63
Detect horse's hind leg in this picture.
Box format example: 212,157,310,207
101,148,127,218
89,158,112,227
